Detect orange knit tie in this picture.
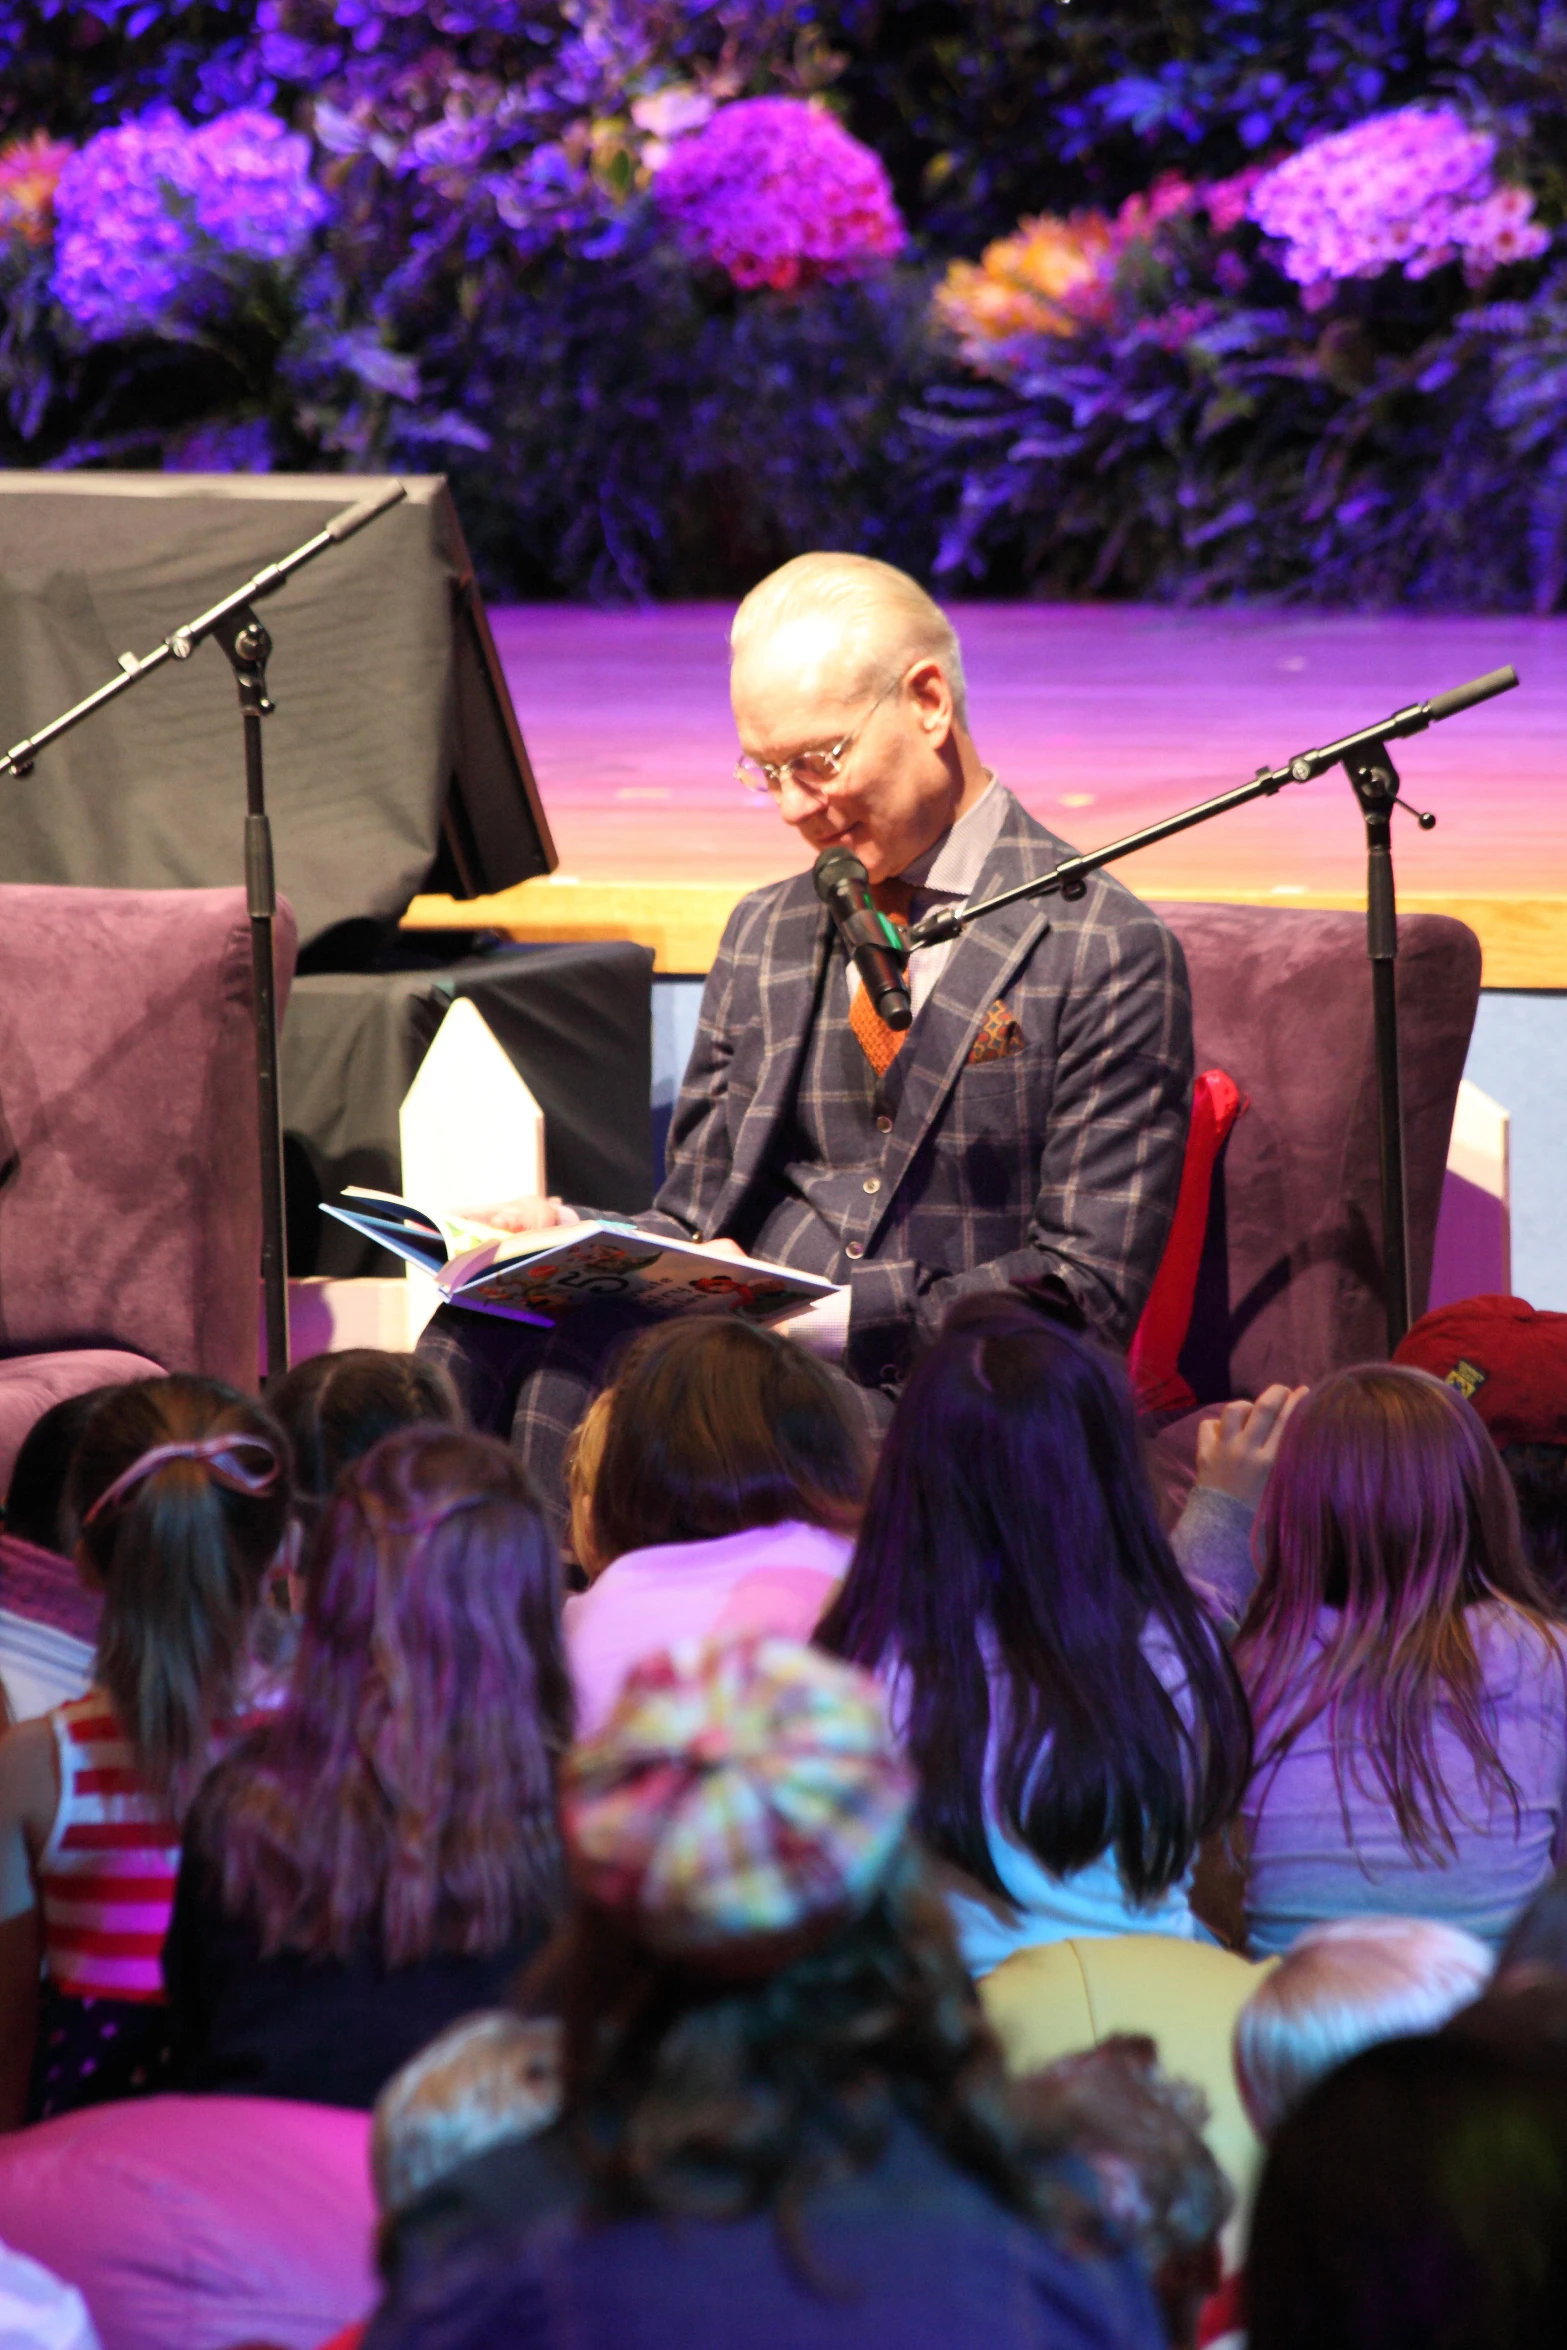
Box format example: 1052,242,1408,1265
848,879,913,1077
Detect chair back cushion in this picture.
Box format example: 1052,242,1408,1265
978,1932,1273,2202
0,887,297,1392
1150,904,1481,1397
0,2093,374,2350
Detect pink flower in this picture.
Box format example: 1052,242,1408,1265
651,96,905,292
1247,106,1549,298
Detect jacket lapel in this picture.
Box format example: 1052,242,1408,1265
868,801,1067,1246
706,880,831,1236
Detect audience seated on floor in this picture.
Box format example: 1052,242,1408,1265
0,1376,292,2128
817,1296,1252,1973
1245,2024,1567,2350
1396,1292,1567,1605
266,1348,464,1548
563,1318,864,1737
1231,1364,1567,1955
1232,1915,1491,2140
0,1391,110,1728
1014,2036,1231,2350
367,1635,1166,2350
163,1426,570,2111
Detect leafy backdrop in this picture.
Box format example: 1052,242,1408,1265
1,2,1564,607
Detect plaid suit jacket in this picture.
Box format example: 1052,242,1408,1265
648,789,1193,1385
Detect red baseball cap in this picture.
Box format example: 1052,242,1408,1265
1393,1295,1567,1448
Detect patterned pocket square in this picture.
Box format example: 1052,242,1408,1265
967,1000,1026,1065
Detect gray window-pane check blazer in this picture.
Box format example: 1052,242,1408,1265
646,788,1194,1390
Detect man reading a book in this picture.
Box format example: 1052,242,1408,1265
418,553,1192,1531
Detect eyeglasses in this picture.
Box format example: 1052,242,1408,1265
734,677,901,800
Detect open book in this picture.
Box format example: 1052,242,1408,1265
321,1191,838,1327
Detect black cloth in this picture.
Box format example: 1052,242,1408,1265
0,475,550,955
163,1835,541,2112
283,942,655,1277
368,2116,1162,2350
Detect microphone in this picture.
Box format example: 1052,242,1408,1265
813,847,913,1032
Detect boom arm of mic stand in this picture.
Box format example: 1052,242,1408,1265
904,664,1520,952
0,480,408,781
906,762,1300,949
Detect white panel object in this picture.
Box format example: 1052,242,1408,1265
1446,1077,1509,1203
280,1277,421,1372
1427,1078,1511,1311
398,997,547,1340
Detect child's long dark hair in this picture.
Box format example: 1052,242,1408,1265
1236,1365,1561,1860
207,1427,570,1965
69,1376,292,1817
818,1299,1251,1904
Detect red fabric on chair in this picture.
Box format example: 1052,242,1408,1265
1129,1070,1244,1417
0,886,297,1392
1150,905,1481,1399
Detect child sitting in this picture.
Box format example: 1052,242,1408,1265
0,1376,291,2126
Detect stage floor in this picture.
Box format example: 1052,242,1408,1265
408,603,1567,980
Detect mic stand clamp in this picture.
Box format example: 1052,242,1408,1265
211,607,289,1385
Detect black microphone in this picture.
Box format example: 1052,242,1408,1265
813,847,913,1032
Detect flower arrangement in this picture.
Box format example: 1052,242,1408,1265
934,172,1260,371
934,210,1117,361
652,97,905,292
1247,106,1550,305
0,132,73,248
52,108,329,340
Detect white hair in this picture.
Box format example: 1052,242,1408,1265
1234,1915,1492,2141
729,552,970,733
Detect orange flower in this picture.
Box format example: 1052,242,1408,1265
0,131,73,247
935,209,1117,361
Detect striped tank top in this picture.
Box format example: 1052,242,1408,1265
37,1693,182,2004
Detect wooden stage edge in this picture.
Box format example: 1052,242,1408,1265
404,881,1567,991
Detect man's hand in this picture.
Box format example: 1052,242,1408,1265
1195,1384,1308,1511
465,1196,582,1234
692,1237,747,1262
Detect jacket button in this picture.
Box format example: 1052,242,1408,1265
876,1115,893,1133
863,1177,880,1194
845,1241,864,1259
880,1364,898,1384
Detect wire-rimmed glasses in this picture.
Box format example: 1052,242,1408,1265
734,677,901,800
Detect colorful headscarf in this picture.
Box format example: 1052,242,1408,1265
563,1634,914,1968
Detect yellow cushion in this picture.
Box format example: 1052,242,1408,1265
977,1934,1275,2199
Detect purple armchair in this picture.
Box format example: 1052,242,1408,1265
0,886,296,1481
1150,904,1482,1402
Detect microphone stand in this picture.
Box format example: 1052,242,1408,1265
905,666,1518,1353
0,478,409,1382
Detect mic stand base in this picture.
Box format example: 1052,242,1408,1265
212,605,290,1381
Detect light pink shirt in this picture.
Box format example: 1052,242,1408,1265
565,1519,852,1739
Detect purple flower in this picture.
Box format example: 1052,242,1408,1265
651,97,905,292
1248,106,1549,298
53,108,329,339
